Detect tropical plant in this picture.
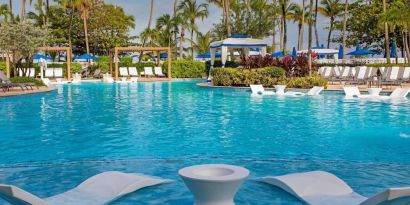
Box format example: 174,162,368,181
317,0,343,48
0,4,10,24
156,14,180,48
178,0,209,59
0,23,48,75
193,31,213,54
73,0,93,54
289,2,308,50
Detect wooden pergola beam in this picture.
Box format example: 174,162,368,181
111,47,172,81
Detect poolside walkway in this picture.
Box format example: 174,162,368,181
0,86,57,97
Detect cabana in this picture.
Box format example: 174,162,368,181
109,47,171,81
209,36,268,68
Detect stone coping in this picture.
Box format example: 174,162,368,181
0,86,57,97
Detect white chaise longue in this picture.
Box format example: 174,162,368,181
0,171,170,205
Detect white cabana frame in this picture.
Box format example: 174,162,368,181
208,37,268,81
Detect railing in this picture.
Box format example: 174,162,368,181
317,58,407,64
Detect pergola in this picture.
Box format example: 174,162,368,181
4,47,72,80
109,47,172,81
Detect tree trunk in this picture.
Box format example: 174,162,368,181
404,30,410,66
225,0,231,37
148,0,154,29
383,0,390,63
8,0,12,20
83,15,90,54
68,1,74,50
179,27,185,59
342,0,348,60
279,19,283,52
21,0,26,22
281,2,287,55
272,20,276,52
314,0,319,46
300,0,305,50
45,0,50,25
308,0,314,76
327,18,334,48
173,0,178,56
393,32,398,64
191,28,194,59
297,24,302,50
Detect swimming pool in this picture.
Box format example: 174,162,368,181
0,81,409,204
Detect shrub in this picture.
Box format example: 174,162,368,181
212,67,285,86
10,77,45,86
163,60,206,78
212,67,327,88
0,62,6,73
205,60,239,74
286,75,328,89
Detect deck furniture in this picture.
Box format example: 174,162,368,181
0,171,170,205
260,171,410,205
250,85,275,95
154,67,165,77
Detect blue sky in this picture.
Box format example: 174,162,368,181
1,0,334,50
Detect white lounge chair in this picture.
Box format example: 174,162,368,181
45,68,54,78
128,67,138,82
54,68,63,78
260,171,410,205
144,67,154,77
250,85,275,95
322,67,332,79
119,67,129,82
379,88,410,100
0,171,169,205
154,67,165,77
403,67,410,82
275,85,305,96
307,86,324,96
19,68,36,77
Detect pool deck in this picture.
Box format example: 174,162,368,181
197,82,410,93
0,86,57,97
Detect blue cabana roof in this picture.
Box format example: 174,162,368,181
196,51,221,58
347,45,376,56
75,54,97,60
33,54,52,60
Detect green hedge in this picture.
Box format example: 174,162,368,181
212,67,286,86
212,67,327,88
205,60,239,74
10,77,45,86
162,60,206,78
0,62,6,73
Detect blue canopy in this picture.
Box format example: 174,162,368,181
347,45,376,55
292,47,297,57
230,34,248,38
196,51,221,58
338,45,343,59
272,51,291,57
390,41,396,58
312,44,325,49
75,54,97,60
33,54,52,60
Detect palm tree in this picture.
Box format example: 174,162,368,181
21,0,27,22
318,0,343,48
178,0,209,59
148,0,154,29
314,0,319,46
194,31,212,54
74,0,93,54
289,3,308,50
341,0,348,60
308,0,314,75
279,0,297,54
8,0,12,20
269,1,280,52
383,0,390,63
156,14,180,48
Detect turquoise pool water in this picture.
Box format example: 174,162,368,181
0,81,409,204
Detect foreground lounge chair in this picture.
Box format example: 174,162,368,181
260,171,410,205
379,88,410,100
307,86,324,96
250,85,275,95
0,71,35,92
344,87,409,100
0,171,170,205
